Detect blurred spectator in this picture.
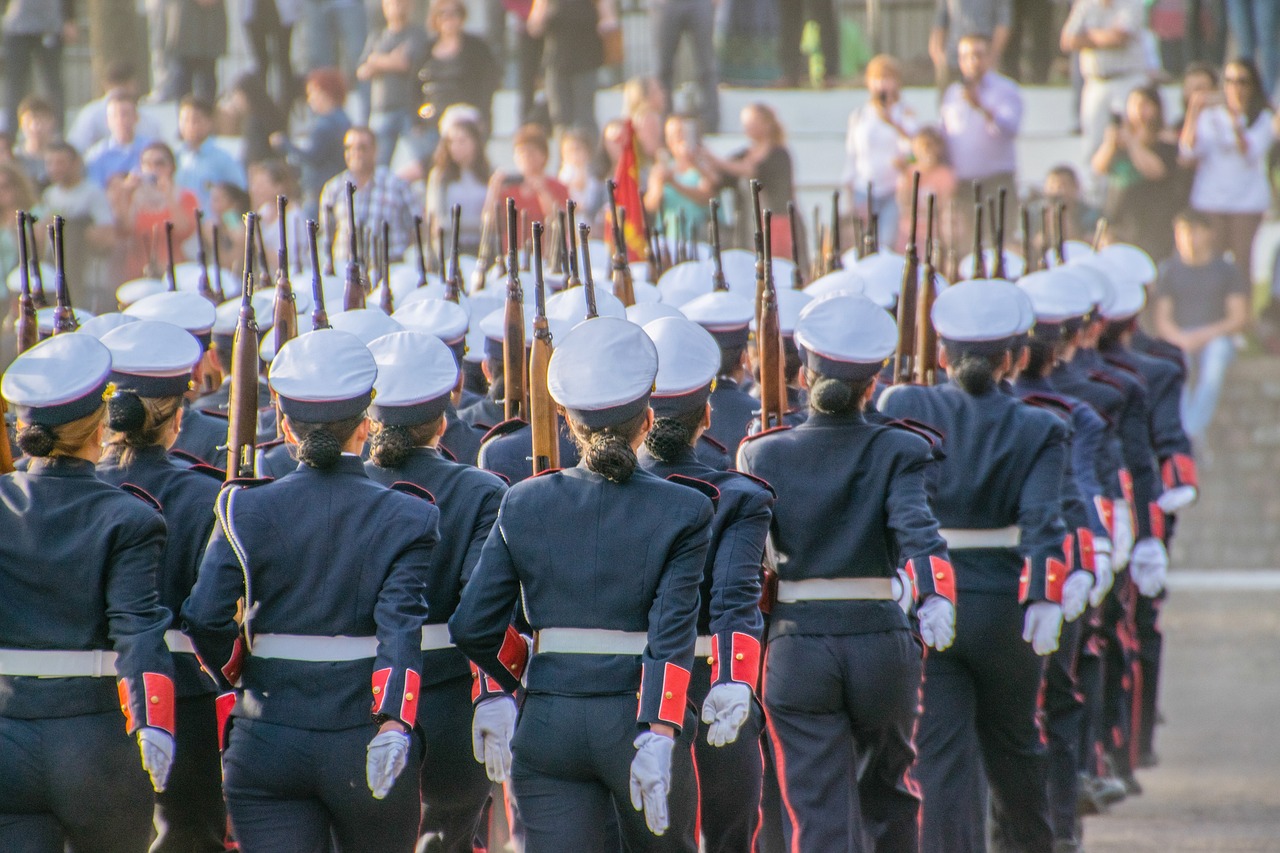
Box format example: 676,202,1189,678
420,0,500,150
896,126,956,253
644,115,716,241
559,128,603,224
318,126,418,264
250,159,307,258
145,0,172,103
704,103,796,256
67,62,164,155
242,0,298,111
270,68,352,219
223,72,290,169
841,55,919,252
302,0,368,93
166,0,229,103
652,0,720,132
939,35,1021,244
85,94,154,189
14,97,58,191
1153,208,1249,442
41,142,117,311
1178,58,1274,286
425,116,492,253
207,179,253,270
1225,0,1279,98
512,0,546,129
930,0,1011,82
1171,61,1220,133
1043,164,1100,241
1092,86,1181,260
778,0,837,87
176,96,247,211
1060,0,1150,160
1002,0,1054,83
358,0,430,168
1,0,75,137
527,0,616,139
632,106,666,168
484,123,568,225
623,77,666,117
109,141,198,279
0,162,37,277
598,118,627,179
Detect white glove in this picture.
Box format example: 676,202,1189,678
1022,601,1064,656
630,731,675,836
471,695,517,783
1090,550,1114,608
1129,537,1169,598
1112,499,1134,570
366,729,411,799
701,682,752,747
1061,570,1093,622
1157,484,1197,514
890,568,915,614
137,727,175,793
917,594,956,652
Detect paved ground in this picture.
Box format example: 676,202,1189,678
1082,573,1280,852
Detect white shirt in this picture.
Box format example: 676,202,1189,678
1183,106,1275,214
940,72,1023,181
842,101,919,199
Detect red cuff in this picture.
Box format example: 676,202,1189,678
1118,468,1135,506
1149,503,1166,541
496,625,531,683
222,636,245,685
1162,453,1198,489
215,691,236,751
1018,559,1031,604
117,679,135,732
1095,497,1115,539
400,670,421,726
142,672,176,736
711,632,761,691
371,667,392,716
470,662,507,702
656,662,691,727
1045,556,1067,604
928,555,956,603
1076,528,1096,573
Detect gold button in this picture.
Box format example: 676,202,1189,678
372,686,382,695
635,692,640,699
664,691,673,699
735,653,745,661
149,696,159,704
706,656,715,665
471,672,478,679
404,693,414,701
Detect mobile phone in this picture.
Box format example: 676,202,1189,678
1110,112,1123,127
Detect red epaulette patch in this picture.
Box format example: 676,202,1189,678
665,473,721,510
481,418,529,444
389,481,436,503
119,483,163,513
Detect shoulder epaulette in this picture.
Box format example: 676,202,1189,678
481,418,529,444
222,476,274,489
731,469,777,499
1087,369,1125,391
531,467,562,479
699,433,728,453
739,424,792,445
256,437,287,451
198,408,229,421
437,443,458,462
389,481,436,503
168,448,209,467
887,417,945,448
1021,393,1074,419
120,482,163,513
665,473,721,510
188,462,227,482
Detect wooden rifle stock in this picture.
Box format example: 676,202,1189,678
1091,216,1108,252
379,221,394,314
25,215,46,308
1020,205,1034,276
342,182,364,310
273,196,298,355
472,210,493,292
50,216,77,333
528,221,558,475
914,194,940,386
446,205,463,302
14,212,36,353
971,203,987,279
226,212,261,480
164,221,178,291
864,181,878,255
894,172,921,383
1054,201,1066,265
606,179,635,306
992,187,1007,279
788,202,805,289
579,223,599,319
502,198,525,421
323,204,337,276
757,210,785,432
946,197,960,283
307,219,330,329
565,200,582,290
827,190,843,272
194,210,218,303
709,198,728,292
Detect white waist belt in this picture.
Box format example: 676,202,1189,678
251,634,378,662
165,630,196,655
776,577,894,603
535,628,648,656
0,648,118,677
421,624,454,651
939,526,1021,549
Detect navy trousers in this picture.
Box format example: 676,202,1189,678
916,591,1052,853
689,659,764,853
417,675,492,853
223,718,423,853
153,693,227,852
1042,618,1084,842
763,630,922,853
0,711,154,853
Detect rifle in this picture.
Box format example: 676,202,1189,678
1040,205,1053,267
528,221,559,475
50,216,78,334
1020,205,1035,276
307,219,331,330
971,197,987,279
25,215,46,308
675,209,688,265
323,204,337,276
565,200,583,290
14,212,36,353
226,212,261,479
641,204,660,277
1054,201,1066,265
210,223,227,301
894,172,921,384
606,179,636,306
788,202,805,289
914,194,940,387
852,217,865,261
273,196,299,354
1091,216,1108,252
947,197,961,282
757,210,785,432
992,187,1007,279
750,179,766,326
865,181,879,255
379,221,394,314
343,182,365,310
445,204,463,302
502,198,525,421
826,190,843,272
194,210,218,304
472,210,493,293
579,222,600,320
436,225,447,288
413,215,428,288
163,221,178,291
709,198,728,292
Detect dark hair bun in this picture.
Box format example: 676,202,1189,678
369,424,413,469
643,417,692,463
16,423,56,458
584,431,637,483
106,391,147,434
810,377,854,414
296,428,342,469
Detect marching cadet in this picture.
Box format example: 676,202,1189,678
682,289,760,454
637,316,776,852
0,333,176,851
363,330,509,852
95,319,227,852
879,280,1069,853
738,293,957,852
449,316,714,852
181,329,440,852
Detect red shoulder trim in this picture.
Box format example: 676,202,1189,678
665,473,721,510
531,467,562,479
389,481,437,503
119,483,163,513
436,443,458,462
481,417,529,444
699,433,728,453
732,470,777,498
1087,369,1126,391
1100,354,1144,381
885,418,944,448
223,476,274,489
739,424,792,445
255,436,286,451
188,462,227,481
167,449,207,467
198,409,230,421
1021,393,1073,421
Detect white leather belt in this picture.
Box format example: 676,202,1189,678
534,628,648,656
165,630,196,655
251,634,378,662
939,526,1021,549
420,624,454,651
694,636,713,658
0,648,119,677
776,577,894,603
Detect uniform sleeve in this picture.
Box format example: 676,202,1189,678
1016,420,1070,604
109,508,176,736
640,495,713,732
181,487,252,692
370,500,438,728
460,482,506,586
708,485,772,691
1071,404,1109,538
1116,384,1162,540
886,437,954,603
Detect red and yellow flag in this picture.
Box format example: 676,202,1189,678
610,120,648,262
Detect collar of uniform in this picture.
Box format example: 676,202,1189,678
802,410,869,428
637,442,707,474
293,455,370,477
109,444,170,466
715,377,740,392
25,456,98,477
